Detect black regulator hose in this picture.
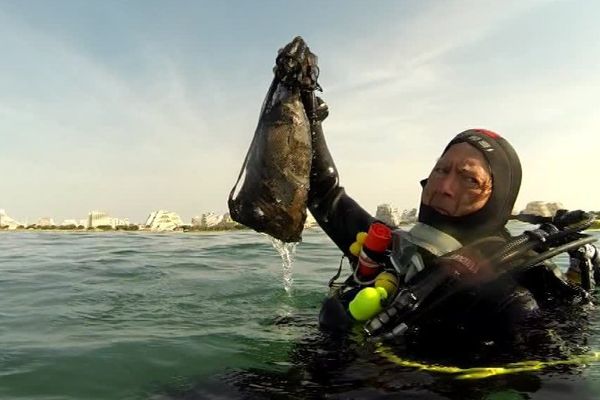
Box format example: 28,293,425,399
492,213,594,268
490,224,559,266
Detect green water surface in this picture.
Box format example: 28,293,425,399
0,227,599,399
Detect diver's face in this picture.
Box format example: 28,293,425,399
421,142,492,217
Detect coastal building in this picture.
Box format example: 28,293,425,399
0,209,22,229
375,204,401,227
192,212,223,229
37,217,55,227
521,201,564,217
145,210,183,231
87,211,128,228
113,218,130,227
216,213,238,229
401,208,418,224
88,211,114,228
191,216,200,227
372,205,417,226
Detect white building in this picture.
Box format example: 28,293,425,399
215,212,239,229
37,217,55,227
145,210,183,231
87,211,129,228
112,218,130,227
88,211,114,228
400,208,418,224
521,201,564,217
192,212,224,229
375,204,401,227
0,209,22,229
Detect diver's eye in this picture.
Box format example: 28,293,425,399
462,176,482,189
468,177,479,185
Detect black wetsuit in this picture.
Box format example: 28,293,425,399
307,121,582,346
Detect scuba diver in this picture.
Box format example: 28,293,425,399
307,99,600,350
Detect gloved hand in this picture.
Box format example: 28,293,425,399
553,209,594,231
274,36,319,91
567,243,600,290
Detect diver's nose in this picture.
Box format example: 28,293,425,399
434,173,458,198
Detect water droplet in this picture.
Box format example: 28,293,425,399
269,236,298,294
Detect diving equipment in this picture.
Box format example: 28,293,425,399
349,286,388,321
389,222,463,283
374,272,399,298
364,214,597,341
353,222,392,284
320,222,464,332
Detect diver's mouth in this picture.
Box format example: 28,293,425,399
432,206,451,216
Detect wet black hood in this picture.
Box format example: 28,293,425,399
418,129,522,244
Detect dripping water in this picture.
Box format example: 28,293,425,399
268,236,298,294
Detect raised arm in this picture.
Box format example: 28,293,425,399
307,102,375,257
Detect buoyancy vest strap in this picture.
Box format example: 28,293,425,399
406,223,463,256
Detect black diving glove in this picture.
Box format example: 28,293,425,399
275,36,320,92
567,243,600,290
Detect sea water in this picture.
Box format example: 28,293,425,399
0,226,599,399
268,236,297,295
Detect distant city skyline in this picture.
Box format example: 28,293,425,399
2,1,600,223
0,200,578,229
0,208,303,231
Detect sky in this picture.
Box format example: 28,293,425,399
1,0,599,224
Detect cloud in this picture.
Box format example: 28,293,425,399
299,0,600,214
0,11,235,221
2,1,599,222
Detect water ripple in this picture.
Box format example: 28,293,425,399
0,228,599,399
